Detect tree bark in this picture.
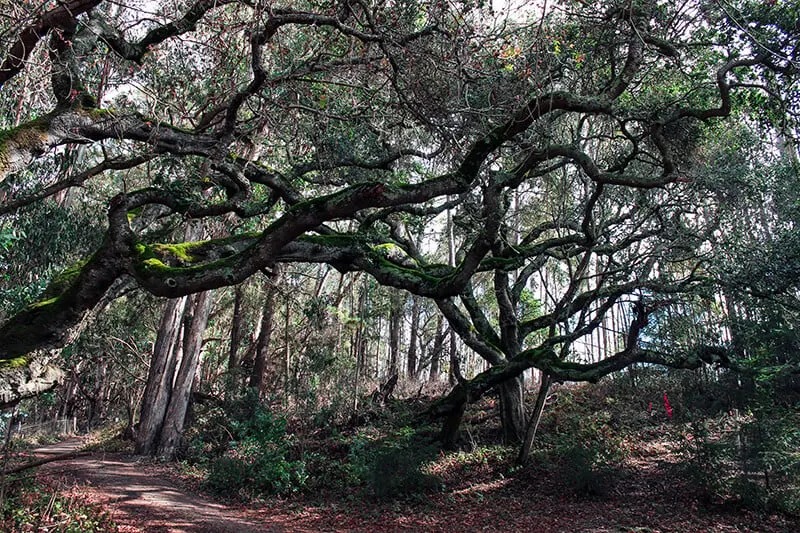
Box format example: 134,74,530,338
388,292,402,375
157,290,213,459
283,295,291,395
87,357,108,428
439,397,468,450
249,270,280,394
407,295,420,378
429,315,444,382
352,280,367,413
0,360,64,409
448,328,461,386
227,285,245,373
517,373,552,464
135,296,187,455
498,375,526,444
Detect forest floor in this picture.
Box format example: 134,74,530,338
33,438,271,532
28,426,800,533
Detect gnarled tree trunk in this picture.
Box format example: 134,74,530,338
517,373,552,464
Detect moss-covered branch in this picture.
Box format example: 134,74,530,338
0,244,123,366
0,118,52,181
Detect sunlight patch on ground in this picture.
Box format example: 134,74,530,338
451,477,513,495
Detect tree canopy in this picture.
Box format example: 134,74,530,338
0,0,798,422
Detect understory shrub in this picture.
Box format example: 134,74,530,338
345,426,439,499
190,398,307,499
680,406,800,514
558,442,617,497
368,440,439,499
206,439,307,498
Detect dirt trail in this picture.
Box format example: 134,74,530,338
33,439,281,533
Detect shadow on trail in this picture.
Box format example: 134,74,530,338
33,439,281,533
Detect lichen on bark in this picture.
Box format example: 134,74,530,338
0,120,51,181
0,356,65,408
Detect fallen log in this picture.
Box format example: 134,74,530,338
1,450,90,476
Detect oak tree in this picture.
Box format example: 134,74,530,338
0,0,797,446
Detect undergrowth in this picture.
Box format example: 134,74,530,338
678,403,800,514
185,394,308,499
175,369,800,515
0,477,119,532
299,398,443,500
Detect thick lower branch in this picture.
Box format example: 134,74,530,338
428,339,739,421
428,347,556,417
0,358,65,409
0,242,123,365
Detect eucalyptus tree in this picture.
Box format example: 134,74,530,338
0,0,797,449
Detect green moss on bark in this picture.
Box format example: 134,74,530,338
134,233,261,269
134,242,203,267
28,297,61,309
2,355,30,368
151,242,200,264
371,255,439,283
0,297,71,365
42,257,92,299
132,240,243,292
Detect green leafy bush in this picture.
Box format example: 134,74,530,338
558,443,617,497
367,441,439,499
681,416,731,500
340,426,439,499
196,402,307,499
534,385,627,497
206,440,307,498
